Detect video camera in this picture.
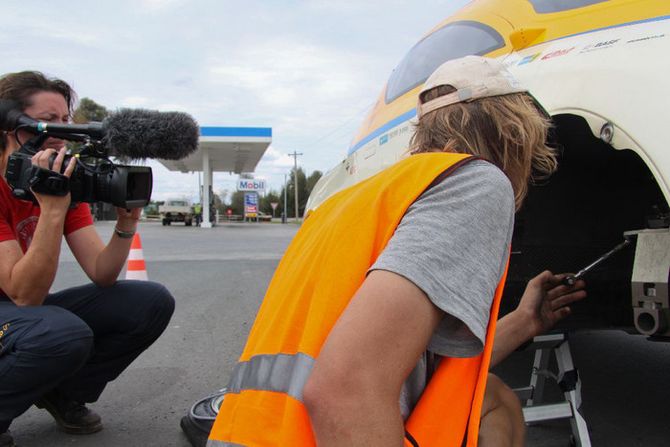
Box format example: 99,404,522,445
5,134,153,209
1,100,200,208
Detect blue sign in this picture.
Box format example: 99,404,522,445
244,193,258,215
245,193,258,206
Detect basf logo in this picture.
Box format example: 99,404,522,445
238,179,266,192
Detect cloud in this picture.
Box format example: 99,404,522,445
155,103,192,113
173,77,194,87
203,35,382,180
38,28,100,46
208,38,375,111
146,160,199,202
261,146,295,169
140,0,184,11
120,96,150,107
117,96,193,113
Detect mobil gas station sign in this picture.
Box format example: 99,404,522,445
238,179,266,192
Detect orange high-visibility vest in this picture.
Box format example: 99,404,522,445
208,152,507,447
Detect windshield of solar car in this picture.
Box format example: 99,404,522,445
385,21,504,103
529,0,608,14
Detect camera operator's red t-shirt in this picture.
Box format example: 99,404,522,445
0,178,93,296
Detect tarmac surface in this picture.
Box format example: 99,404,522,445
8,220,670,446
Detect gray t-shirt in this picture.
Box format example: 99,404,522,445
368,160,515,418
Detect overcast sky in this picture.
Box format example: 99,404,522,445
1,0,468,202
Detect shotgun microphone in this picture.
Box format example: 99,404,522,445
0,100,199,160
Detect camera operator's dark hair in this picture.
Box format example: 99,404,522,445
0,71,76,153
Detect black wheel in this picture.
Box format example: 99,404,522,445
181,389,227,447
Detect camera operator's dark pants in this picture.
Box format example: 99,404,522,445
0,280,175,431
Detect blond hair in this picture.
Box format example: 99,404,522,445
410,86,557,209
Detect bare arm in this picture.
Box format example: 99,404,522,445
67,207,140,287
303,270,443,447
490,271,587,367
0,149,75,305
0,210,68,305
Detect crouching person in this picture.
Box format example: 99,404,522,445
0,71,175,447
207,56,562,447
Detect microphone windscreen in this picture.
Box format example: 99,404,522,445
102,109,199,160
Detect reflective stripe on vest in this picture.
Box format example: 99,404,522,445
209,153,493,447
227,352,314,402
208,441,245,447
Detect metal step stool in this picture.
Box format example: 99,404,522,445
514,333,592,447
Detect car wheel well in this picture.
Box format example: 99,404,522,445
503,114,668,328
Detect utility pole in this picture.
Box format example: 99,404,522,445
288,151,303,220
283,173,288,224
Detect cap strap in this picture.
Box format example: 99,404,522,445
417,84,488,118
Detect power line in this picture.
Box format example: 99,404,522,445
297,100,376,152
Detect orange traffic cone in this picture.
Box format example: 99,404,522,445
126,233,148,280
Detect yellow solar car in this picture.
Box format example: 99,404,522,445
306,0,670,336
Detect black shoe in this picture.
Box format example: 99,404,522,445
35,392,103,434
0,431,15,447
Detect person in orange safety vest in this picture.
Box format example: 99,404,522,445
208,56,586,447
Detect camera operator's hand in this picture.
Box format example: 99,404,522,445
115,207,142,233
30,147,76,213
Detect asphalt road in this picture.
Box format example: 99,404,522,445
8,221,670,446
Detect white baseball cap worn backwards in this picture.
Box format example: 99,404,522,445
417,55,528,118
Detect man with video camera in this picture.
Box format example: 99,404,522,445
0,71,175,447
